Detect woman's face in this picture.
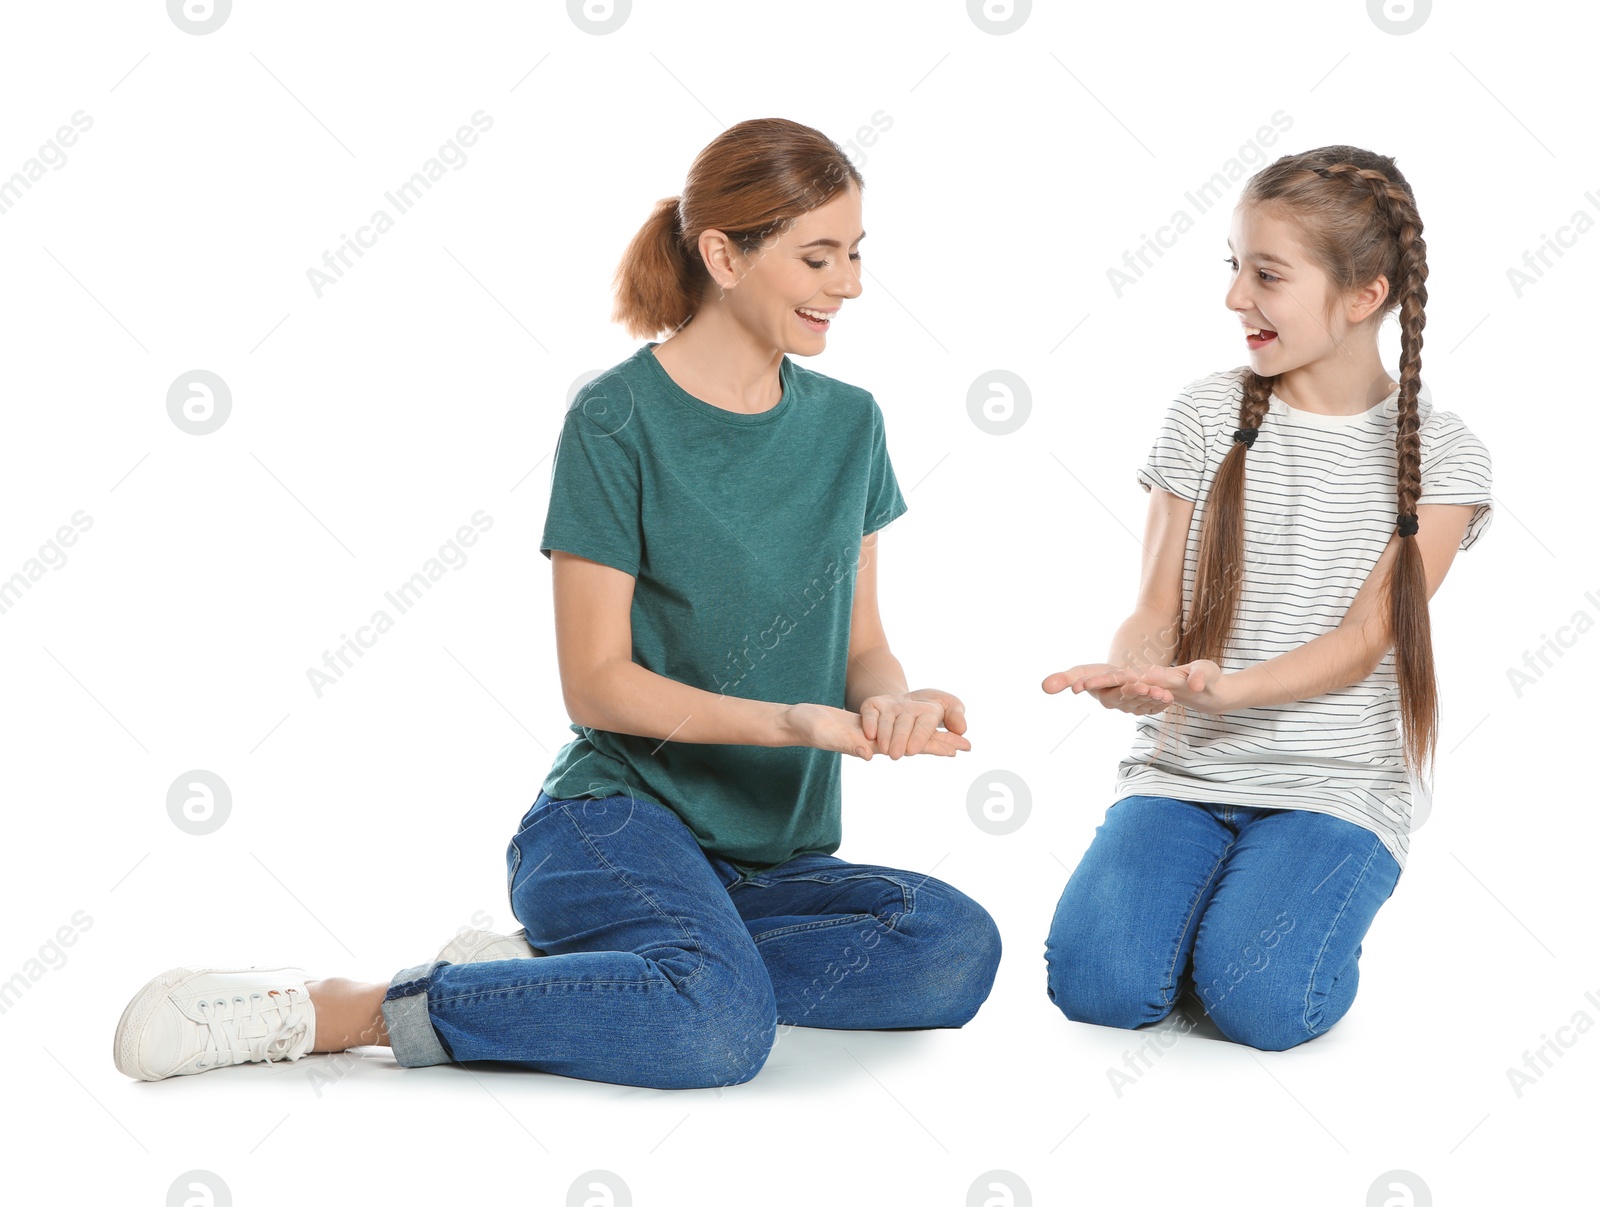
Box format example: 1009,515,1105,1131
713,179,864,353
1225,204,1373,374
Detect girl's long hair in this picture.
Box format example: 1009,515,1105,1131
612,118,865,339
1170,145,1437,781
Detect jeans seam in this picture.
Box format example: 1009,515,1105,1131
1299,835,1385,1037
1166,843,1232,1006
749,912,882,945
734,871,916,933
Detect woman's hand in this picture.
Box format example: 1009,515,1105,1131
1133,659,1234,714
782,690,971,761
859,688,970,758
1042,663,1175,716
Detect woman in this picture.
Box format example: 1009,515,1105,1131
114,118,1002,1089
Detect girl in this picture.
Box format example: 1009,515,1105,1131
1042,146,1493,1051
114,118,1000,1088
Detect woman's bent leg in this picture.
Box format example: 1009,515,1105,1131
1189,808,1401,1051
1044,795,1234,1030
381,793,777,1089
726,855,1002,1029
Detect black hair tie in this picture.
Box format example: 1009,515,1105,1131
1397,513,1419,537
1233,428,1259,448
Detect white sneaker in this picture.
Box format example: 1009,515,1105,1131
113,967,315,1081
436,927,542,963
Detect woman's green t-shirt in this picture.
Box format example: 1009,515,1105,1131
538,342,908,870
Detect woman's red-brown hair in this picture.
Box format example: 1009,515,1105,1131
611,118,865,340
1169,145,1438,781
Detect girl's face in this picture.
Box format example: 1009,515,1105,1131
717,179,864,352
1224,204,1372,373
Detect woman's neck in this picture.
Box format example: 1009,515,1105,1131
652,314,786,414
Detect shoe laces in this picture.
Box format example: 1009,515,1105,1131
194,986,309,1070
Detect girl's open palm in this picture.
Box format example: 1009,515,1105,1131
1043,663,1176,716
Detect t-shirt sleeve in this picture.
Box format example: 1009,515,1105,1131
1418,414,1493,551
863,398,908,536
1136,383,1207,501
538,401,642,576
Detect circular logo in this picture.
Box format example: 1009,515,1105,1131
576,374,635,436
567,0,631,35
567,370,606,410
1366,0,1430,35
967,770,1031,835
577,792,635,839
1400,787,1431,834
966,0,1031,35
566,1170,631,1207
967,1169,1031,1207
967,370,1031,435
167,770,232,836
167,370,232,435
167,1170,232,1207
1366,1169,1431,1207
167,0,231,35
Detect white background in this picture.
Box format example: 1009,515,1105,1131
1,1,1592,1204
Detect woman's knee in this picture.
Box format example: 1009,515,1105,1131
651,970,779,1088
888,885,1003,1027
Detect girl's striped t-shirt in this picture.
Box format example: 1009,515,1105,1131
1115,366,1494,869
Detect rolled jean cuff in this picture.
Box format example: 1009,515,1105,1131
382,960,453,1068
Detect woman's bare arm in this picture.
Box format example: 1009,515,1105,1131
551,550,798,747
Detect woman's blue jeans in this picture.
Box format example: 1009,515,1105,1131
381,792,1002,1088
1044,795,1401,1051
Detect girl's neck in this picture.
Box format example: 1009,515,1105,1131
1270,352,1400,416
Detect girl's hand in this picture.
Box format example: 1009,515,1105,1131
1133,659,1234,714
1042,663,1175,716
859,688,971,759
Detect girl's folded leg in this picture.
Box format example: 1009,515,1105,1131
1044,795,1236,1030
1188,806,1400,1051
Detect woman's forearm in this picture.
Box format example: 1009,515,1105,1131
844,643,909,712
569,658,797,747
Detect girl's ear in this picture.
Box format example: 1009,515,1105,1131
1346,273,1391,324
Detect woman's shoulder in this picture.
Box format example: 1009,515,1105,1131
785,357,879,410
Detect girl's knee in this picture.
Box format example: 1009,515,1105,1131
1205,997,1333,1051
1044,915,1177,1030
1195,959,1356,1052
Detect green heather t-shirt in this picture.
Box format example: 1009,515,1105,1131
537,341,908,870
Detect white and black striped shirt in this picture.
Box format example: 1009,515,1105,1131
1116,366,1494,869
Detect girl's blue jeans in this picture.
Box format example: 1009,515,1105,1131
1044,795,1401,1051
381,791,1003,1088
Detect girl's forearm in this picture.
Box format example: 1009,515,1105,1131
1109,607,1182,671
844,644,909,712
569,658,798,748
1224,625,1379,711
